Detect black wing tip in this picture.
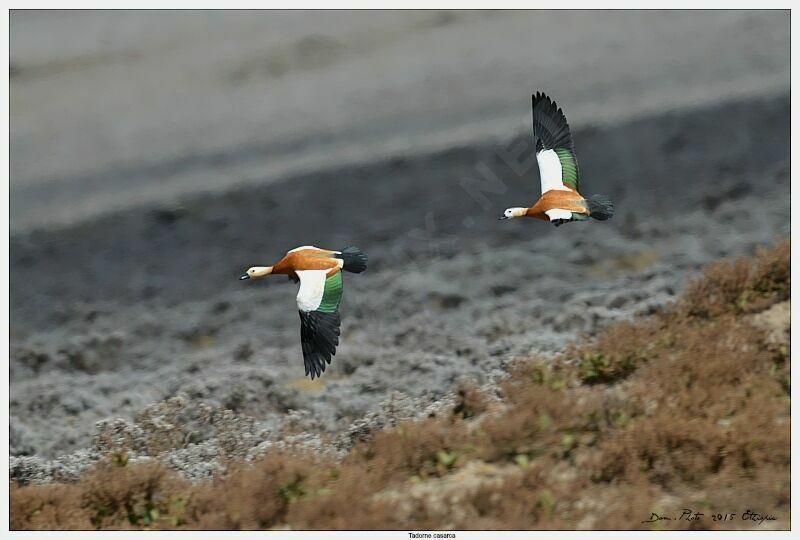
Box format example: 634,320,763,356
532,91,565,117
532,90,556,107
299,310,341,379
305,351,330,379
531,90,573,152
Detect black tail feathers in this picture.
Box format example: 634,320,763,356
339,246,368,273
586,195,615,221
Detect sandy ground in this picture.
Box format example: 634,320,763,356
9,10,790,482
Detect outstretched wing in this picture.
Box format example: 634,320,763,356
296,270,343,379
532,92,580,193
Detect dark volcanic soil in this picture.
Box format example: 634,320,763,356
10,93,790,483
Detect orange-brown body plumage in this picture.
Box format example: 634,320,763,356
525,188,589,221
272,248,342,279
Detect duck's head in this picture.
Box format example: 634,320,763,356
498,207,527,220
240,266,273,280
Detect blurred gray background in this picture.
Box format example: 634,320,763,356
11,10,789,231
10,10,790,479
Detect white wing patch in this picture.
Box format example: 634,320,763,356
545,208,573,221
536,149,569,194
296,270,328,312
288,245,320,254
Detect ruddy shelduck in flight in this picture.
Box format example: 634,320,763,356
240,246,367,379
499,92,614,226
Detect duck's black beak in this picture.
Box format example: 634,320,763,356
239,275,250,280
498,216,509,220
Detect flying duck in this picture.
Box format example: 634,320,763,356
240,246,367,379
499,92,614,226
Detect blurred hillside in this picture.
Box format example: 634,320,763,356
10,10,789,231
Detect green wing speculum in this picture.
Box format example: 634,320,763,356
555,148,580,191
317,271,343,313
